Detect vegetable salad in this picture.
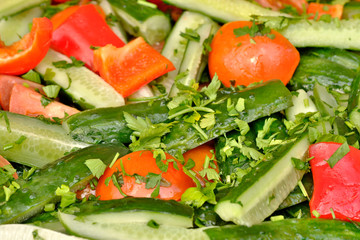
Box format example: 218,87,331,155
1,0,360,239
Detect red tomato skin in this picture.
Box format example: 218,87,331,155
307,3,343,20
51,4,125,70
93,37,175,97
96,150,196,201
0,18,52,75
309,142,360,222
208,21,300,87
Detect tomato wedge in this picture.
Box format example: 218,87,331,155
93,37,175,97
0,17,52,75
0,74,44,111
9,84,79,120
309,142,360,222
307,3,343,20
96,150,196,201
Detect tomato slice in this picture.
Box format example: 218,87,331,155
0,74,45,111
96,150,196,201
93,37,175,97
208,21,300,87
51,4,124,70
183,143,219,187
9,84,79,120
307,3,343,20
0,17,52,75
309,142,360,222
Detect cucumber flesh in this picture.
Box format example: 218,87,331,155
157,11,216,94
108,0,171,44
285,89,317,122
169,22,219,97
0,7,43,45
0,0,48,19
261,17,360,50
163,0,290,23
0,111,89,168
215,134,310,226
35,49,125,109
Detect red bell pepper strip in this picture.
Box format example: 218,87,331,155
93,37,175,98
51,4,125,70
0,17,52,75
309,142,360,222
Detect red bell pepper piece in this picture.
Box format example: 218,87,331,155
93,37,175,98
309,142,360,222
51,4,125,70
0,17,52,75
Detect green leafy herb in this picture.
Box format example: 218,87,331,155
40,96,53,107
44,68,56,81
233,20,274,40
55,184,77,208
291,157,309,171
84,158,107,178
147,219,160,229
105,13,118,27
21,70,41,83
327,142,350,168
43,85,61,99
181,182,217,208
52,56,85,69
184,159,196,170
180,28,201,42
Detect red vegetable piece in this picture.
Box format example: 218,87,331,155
93,37,175,98
309,142,360,222
51,4,125,70
0,74,45,111
0,17,52,75
307,3,343,20
9,84,79,120
0,155,18,179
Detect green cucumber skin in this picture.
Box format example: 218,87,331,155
0,144,129,224
0,0,49,19
163,0,289,23
290,56,356,93
204,219,360,240
0,111,89,168
70,198,193,219
343,1,360,19
63,99,169,144
270,18,360,50
164,80,292,157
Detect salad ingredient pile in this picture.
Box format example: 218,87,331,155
1,0,360,239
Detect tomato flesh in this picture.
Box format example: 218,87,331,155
0,17,52,75
208,21,300,87
96,150,196,201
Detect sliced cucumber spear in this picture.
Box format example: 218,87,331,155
35,49,125,109
0,111,89,168
0,0,49,20
157,11,217,94
108,0,171,45
0,144,129,224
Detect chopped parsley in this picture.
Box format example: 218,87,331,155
21,70,41,84
84,158,107,178
52,56,85,69
43,85,61,99
180,28,201,42
326,142,350,168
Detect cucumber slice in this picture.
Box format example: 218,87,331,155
0,224,83,240
285,89,317,122
60,212,209,240
35,49,125,109
215,134,310,226
169,22,219,97
0,7,43,45
163,0,290,23
158,11,215,94
0,0,49,19
108,0,171,44
261,17,360,50
0,144,129,224
0,111,89,168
